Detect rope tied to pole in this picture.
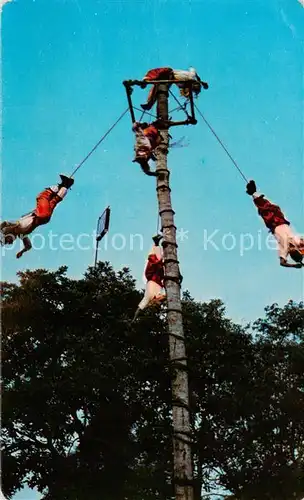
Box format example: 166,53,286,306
168,89,190,120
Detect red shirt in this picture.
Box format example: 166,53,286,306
34,188,61,222
253,196,289,233
143,125,161,150
145,254,164,287
144,67,173,81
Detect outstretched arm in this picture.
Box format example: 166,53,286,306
252,193,274,210
16,236,32,259
246,179,277,214
246,180,288,231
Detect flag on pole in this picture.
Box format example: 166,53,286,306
96,206,111,242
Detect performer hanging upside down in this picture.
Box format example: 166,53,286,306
132,234,166,323
0,174,74,258
140,67,208,111
132,121,163,176
246,180,304,268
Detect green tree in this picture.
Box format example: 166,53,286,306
1,263,172,500
187,298,304,500
2,266,304,500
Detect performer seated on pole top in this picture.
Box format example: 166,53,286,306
132,234,166,323
132,120,163,177
246,180,304,268
140,67,209,111
0,174,74,259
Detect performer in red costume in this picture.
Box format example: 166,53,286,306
141,66,208,111
0,174,74,258
132,121,163,176
131,234,166,323
246,180,304,268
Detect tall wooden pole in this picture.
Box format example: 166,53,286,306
155,83,194,500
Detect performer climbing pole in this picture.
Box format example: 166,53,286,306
132,120,163,177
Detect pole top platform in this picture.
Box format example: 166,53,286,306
123,79,205,86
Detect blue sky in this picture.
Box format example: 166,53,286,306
1,0,303,498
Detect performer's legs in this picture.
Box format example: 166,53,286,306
137,281,161,310
133,135,158,177
140,85,157,110
141,68,173,110
131,281,164,323
18,214,36,233
1,213,35,236
274,225,293,261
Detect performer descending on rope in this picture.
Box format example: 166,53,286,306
140,67,209,111
0,174,74,258
132,234,166,323
132,120,163,176
246,180,304,268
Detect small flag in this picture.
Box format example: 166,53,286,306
96,206,111,242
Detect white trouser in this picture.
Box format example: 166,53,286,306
173,69,197,81
139,244,165,310
134,129,152,158
18,213,35,234
138,280,165,310
274,224,302,260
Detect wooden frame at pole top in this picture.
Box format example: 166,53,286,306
123,80,198,126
